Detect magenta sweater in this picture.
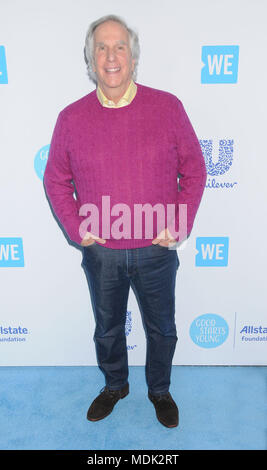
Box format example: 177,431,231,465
44,83,206,249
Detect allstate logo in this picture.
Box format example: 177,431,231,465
34,145,50,180
125,310,132,336
0,46,8,84
190,314,229,348
240,325,267,343
200,139,237,189
0,326,29,343
201,45,239,84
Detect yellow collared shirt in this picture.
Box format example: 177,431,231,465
96,80,137,108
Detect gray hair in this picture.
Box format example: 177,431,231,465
84,14,140,84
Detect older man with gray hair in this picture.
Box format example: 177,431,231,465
44,14,207,428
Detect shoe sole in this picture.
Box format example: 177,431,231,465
157,417,179,428
87,390,129,422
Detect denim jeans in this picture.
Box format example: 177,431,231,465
81,242,179,395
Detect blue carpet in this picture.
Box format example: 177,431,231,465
0,366,266,450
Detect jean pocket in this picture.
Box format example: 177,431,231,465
83,241,96,249
153,243,170,250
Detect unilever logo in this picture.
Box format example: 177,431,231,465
125,311,136,351
201,139,233,176
0,238,24,267
125,310,132,336
34,145,50,180
201,45,239,84
196,237,229,267
200,139,237,189
0,46,8,84
190,314,229,348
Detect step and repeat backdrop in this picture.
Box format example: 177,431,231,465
0,0,266,366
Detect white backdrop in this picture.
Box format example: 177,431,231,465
0,0,266,366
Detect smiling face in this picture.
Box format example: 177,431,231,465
92,20,135,102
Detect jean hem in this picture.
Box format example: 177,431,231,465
148,389,169,396
106,381,129,391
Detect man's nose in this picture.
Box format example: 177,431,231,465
106,48,116,61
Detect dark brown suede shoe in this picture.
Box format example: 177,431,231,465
87,383,129,421
148,391,179,428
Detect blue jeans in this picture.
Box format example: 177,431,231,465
81,242,179,395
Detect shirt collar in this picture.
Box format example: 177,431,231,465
96,80,137,108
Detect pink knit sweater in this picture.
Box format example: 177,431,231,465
44,83,206,249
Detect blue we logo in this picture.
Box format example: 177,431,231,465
0,46,8,84
0,238,24,267
196,237,229,267
201,46,239,83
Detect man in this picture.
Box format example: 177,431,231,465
44,14,207,428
